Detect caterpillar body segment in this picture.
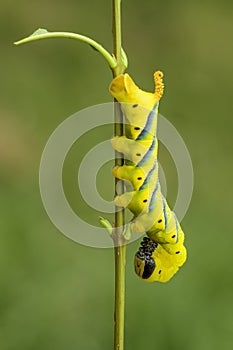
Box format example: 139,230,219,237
111,136,157,168
109,73,162,111
112,165,147,191
109,72,187,283
110,73,162,141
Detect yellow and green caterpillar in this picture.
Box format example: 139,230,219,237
109,72,187,283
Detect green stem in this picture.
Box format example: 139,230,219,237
15,12,127,349
14,30,117,69
112,1,126,350
114,242,126,350
112,0,124,76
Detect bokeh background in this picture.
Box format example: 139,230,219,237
1,0,233,349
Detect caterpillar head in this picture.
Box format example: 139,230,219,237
109,71,164,109
134,237,158,280
134,237,179,283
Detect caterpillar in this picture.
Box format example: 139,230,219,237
109,72,187,283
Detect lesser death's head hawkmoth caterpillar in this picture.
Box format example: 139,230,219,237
109,72,187,283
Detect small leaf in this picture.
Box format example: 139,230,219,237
123,224,131,240
30,28,49,37
14,29,117,69
121,48,128,70
14,28,50,45
99,216,113,236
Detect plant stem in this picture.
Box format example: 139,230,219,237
14,30,117,69
114,241,126,350
112,0,124,76
112,1,126,350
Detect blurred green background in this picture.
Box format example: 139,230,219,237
1,0,233,349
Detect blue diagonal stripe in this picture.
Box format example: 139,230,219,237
149,180,159,211
136,102,158,141
139,160,158,191
162,196,168,229
137,137,157,168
